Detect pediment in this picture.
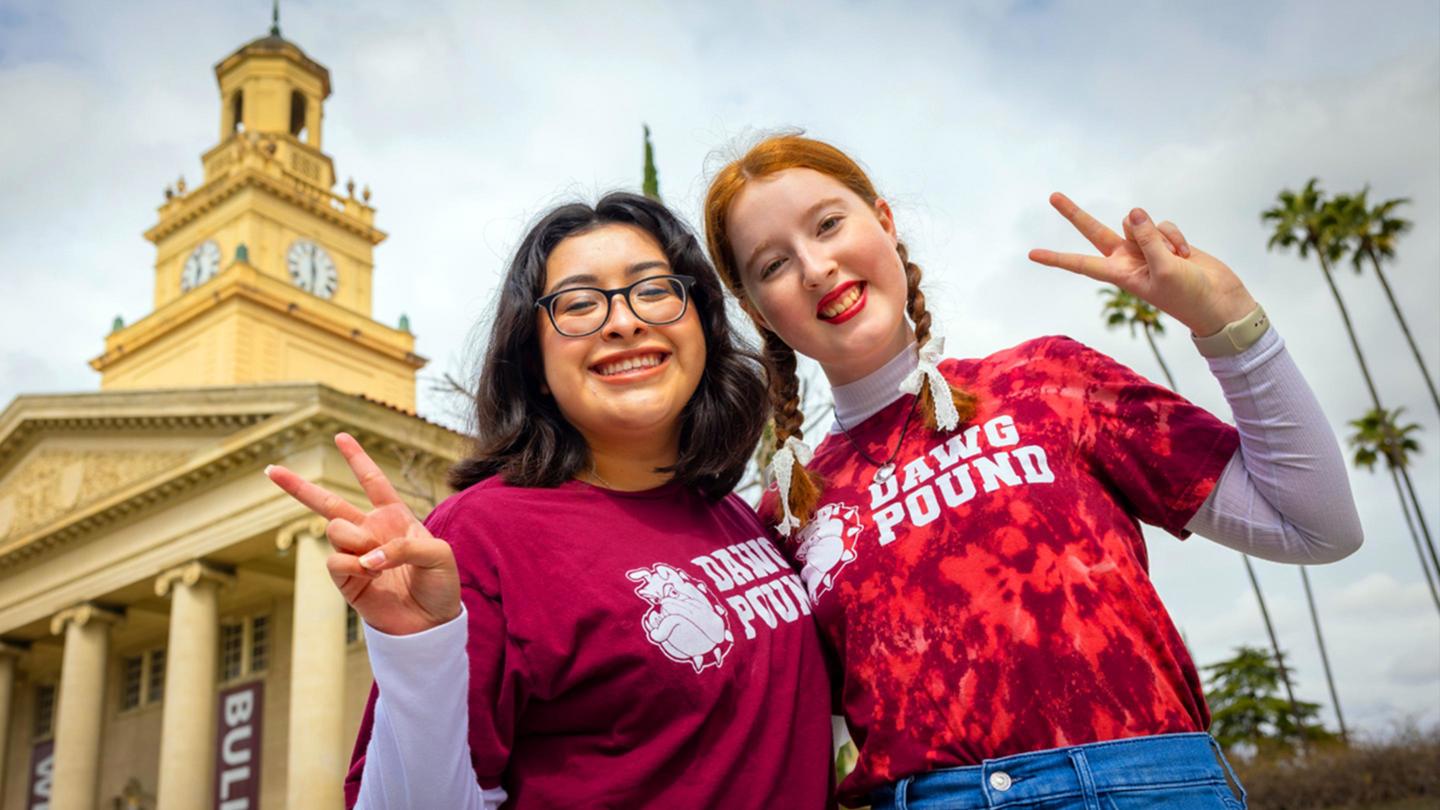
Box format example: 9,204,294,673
0,385,311,546
0,382,463,568
0,441,199,542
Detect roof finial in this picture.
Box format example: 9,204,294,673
270,0,280,36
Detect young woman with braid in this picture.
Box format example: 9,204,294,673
703,134,1363,810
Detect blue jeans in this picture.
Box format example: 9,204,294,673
869,733,1247,809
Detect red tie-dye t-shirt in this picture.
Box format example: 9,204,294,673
761,336,1240,805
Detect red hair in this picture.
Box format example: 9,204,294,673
703,134,974,529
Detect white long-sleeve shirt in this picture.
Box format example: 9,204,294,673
356,610,506,810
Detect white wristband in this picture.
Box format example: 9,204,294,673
1192,304,1270,358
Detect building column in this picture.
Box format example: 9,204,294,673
279,516,346,810
0,640,26,801
154,561,235,810
306,98,323,148
48,603,123,810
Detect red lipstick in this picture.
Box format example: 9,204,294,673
816,281,867,325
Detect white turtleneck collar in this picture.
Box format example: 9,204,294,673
828,341,919,432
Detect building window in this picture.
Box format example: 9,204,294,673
231,90,244,133
289,90,308,139
121,655,144,710
250,615,270,674
220,614,272,683
121,648,167,711
34,683,56,739
221,622,245,681
147,648,166,704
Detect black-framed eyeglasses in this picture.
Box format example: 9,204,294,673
535,274,697,337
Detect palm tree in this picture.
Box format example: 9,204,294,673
1100,287,1174,385
1262,180,1440,744
1099,285,1309,738
1350,407,1440,613
1329,188,1440,599
1296,559,1348,743
1332,190,1439,417
1267,178,1439,630
1263,180,1382,405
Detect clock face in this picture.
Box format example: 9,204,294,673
180,240,222,292
287,239,338,299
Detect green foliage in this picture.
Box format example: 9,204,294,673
835,741,871,810
1098,285,1164,337
1204,646,1335,755
642,124,661,201
1327,187,1412,274
835,739,858,786
1349,406,1422,471
1262,179,1350,265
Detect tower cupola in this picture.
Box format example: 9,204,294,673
214,12,331,149
90,6,421,413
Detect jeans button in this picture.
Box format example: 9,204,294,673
989,771,1013,791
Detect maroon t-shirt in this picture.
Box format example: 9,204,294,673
761,337,1239,805
345,478,834,809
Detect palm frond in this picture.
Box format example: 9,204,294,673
1348,406,1424,470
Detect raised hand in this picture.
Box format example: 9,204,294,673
265,433,460,636
1028,192,1257,337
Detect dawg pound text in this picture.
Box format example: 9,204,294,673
691,538,813,638
870,414,1055,545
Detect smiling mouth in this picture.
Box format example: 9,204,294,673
591,351,671,378
817,282,866,323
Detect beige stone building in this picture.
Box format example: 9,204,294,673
0,20,465,810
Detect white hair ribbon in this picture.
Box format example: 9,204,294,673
899,336,959,432
768,435,814,537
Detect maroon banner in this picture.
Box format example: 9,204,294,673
213,680,264,810
26,738,54,810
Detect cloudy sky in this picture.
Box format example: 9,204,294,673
2,0,1437,738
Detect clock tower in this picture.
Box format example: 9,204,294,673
90,19,425,412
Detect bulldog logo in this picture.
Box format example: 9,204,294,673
626,564,735,673
794,502,863,602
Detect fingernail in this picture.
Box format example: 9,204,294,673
359,549,386,569
1180,245,1191,257
263,465,275,477
1129,208,1148,225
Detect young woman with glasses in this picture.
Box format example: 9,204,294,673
266,192,832,809
701,135,1363,809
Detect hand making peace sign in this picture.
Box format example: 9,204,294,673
265,433,460,636
1028,192,1258,337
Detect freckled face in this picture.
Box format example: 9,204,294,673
726,168,912,384
537,224,706,445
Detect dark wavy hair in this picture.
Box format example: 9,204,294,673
448,192,769,500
